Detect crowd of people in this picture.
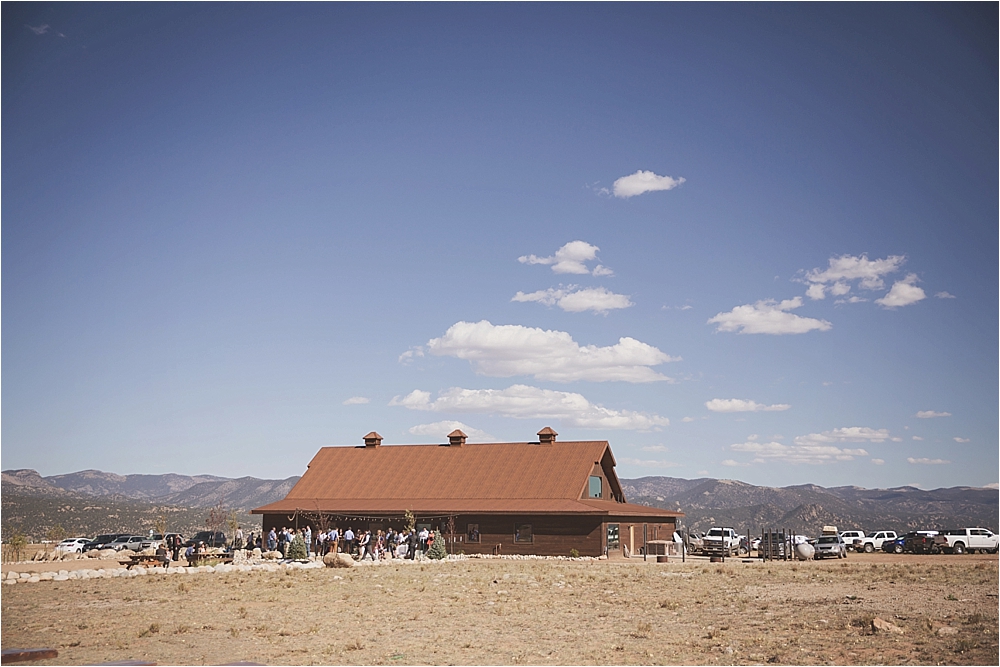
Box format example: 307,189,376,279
262,525,437,560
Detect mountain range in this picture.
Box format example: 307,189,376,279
2,469,996,540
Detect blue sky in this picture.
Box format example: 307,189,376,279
3,4,996,489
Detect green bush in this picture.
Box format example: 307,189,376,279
426,531,447,560
286,535,308,560
569,548,580,558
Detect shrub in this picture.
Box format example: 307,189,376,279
286,535,308,560
569,549,580,558
426,531,447,560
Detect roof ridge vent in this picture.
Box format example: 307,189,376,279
447,429,467,447
363,431,383,448
537,426,557,445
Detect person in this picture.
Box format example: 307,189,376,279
277,528,288,557
304,525,312,557
171,534,182,562
426,530,435,554
418,527,429,554
344,527,355,556
406,530,417,560
358,530,371,560
155,544,170,568
184,543,195,563
234,526,244,550
267,527,277,552
329,527,339,554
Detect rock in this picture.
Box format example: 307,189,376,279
872,617,905,635
263,550,282,560
324,552,355,568
99,549,118,559
937,626,959,636
141,548,157,556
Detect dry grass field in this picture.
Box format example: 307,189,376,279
2,553,997,665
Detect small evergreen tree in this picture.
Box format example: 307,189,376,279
426,530,447,560
286,535,308,560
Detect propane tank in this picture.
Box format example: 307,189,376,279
795,542,815,561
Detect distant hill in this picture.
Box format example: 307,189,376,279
620,476,999,534
3,469,996,541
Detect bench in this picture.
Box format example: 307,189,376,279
185,553,234,567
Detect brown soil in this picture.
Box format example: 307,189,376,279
2,552,997,665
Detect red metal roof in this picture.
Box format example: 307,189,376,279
252,438,682,519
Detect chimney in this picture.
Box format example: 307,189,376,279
537,426,557,445
447,429,467,447
363,431,383,448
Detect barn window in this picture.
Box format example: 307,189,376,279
607,523,620,550
467,524,480,543
514,524,533,543
588,476,602,498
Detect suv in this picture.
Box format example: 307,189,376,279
184,531,227,548
840,530,865,552
859,531,897,553
109,535,145,551
814,534,847,559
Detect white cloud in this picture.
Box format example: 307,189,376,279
835,296,868,304
916,410,951,419
641,445,669,452
406,421,498,442
398,348,424,364
721,459,751,467
612,170,685,198
708,297,832,335
512,286,633,314
731,440,868,465
793,427,892,446
912,436,923,441
27,24,50,35
681,417,695,423
620,457,681,468
875,274,926,308
389,384,670,430
805,283,827,300
518,241,612,276
953,437,970,443
935,291,956,299
803,254,906,291
907,457,950,465
983,482,999,490
871,458,885,465
705,398,790,413
423,320,678,383
342,396,370,405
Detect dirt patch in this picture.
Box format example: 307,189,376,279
2,554,996,665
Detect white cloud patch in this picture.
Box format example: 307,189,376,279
908,457,950,465
406,420,498,442
916,410,951,419
398,348,424,364
641,445,669,452
793,427,892,446
708,297,832,335
935,291,956,299
721,459,751,467
681,417,695,423
871,458,885,465
342,396,370,405
730,440,869,465
912,436,924,441
518,241,613,276
620,457,681,468
953,437,970,443
389,384,669,430
424,320,678,383
835,296,869,304
803,254,906,292
705,398,790,413
875,274,926,308
512,286,633,314
612,170,685,198
983,482,999,490
27,24,50,35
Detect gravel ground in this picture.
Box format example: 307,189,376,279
2,552,996,665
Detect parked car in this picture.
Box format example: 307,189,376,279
882,534,906,554
108,535,145,551
903,531,940,554
840,530,865,552
184,531,227,548
814,534,847,559
84,534,125,551
140,533,165,550
860,531,898,553
939,528,999,554
55,538,91,553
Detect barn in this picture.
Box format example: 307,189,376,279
252,427,683,558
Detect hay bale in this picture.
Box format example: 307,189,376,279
323,552,355,568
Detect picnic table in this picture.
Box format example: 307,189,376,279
120,554,169,570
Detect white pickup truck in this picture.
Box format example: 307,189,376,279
702,527,745,557
938,528,999,554
858,530,897,553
